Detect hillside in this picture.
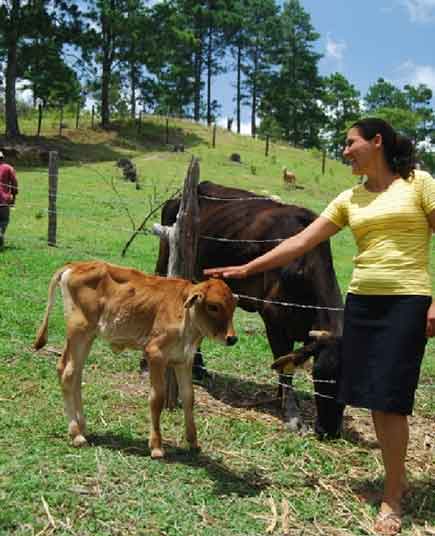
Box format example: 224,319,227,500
1,114,353,215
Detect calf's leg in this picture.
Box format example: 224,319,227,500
57,330,94,447
174,363,198,451
147,359,167,459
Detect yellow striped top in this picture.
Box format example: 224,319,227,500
321,170,435,295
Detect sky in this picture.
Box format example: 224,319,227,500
216,0,435,133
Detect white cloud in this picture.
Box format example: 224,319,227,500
401,0,435,22
395,60,435,91
325,34,347,63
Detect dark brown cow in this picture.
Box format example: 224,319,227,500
155,181,345,439
34,261,237,458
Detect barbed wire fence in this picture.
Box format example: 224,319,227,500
2,156,434,408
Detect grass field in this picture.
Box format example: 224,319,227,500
0,114,434,535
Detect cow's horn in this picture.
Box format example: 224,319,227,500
309,330,334,340
271,340,320,371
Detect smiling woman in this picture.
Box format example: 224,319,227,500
204,117,435,536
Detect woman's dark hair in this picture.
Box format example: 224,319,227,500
351,117,416,179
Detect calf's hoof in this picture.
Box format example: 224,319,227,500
72,435,88,448
150,447,165,459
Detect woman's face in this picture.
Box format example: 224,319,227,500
343,127,379,176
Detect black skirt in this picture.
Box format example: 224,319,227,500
339,293,431,415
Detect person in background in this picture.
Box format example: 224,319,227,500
204,118,435,535
0,150,19,250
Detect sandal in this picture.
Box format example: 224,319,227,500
374,511,402,535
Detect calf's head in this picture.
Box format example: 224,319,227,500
184,279,238,346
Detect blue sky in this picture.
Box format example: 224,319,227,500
217,0,435,131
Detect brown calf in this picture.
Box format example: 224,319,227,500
283,167,296,185
34,261,237,458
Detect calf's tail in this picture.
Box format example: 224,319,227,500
34,266,67,350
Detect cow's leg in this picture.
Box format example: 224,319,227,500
57,331,93,447
312,345,345,439
174,363,198,451
147,359,167,459
262,315,304,431
192,347,208,381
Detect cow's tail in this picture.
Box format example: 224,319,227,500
34,266,67,350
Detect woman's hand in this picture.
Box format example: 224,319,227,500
203,265,249,279
426,301,435,337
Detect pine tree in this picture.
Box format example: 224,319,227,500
260,0,324,147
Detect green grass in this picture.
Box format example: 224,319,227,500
0,114,434,535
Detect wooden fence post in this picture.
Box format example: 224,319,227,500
152,157,200,408
59,106,64,136
76,102,80,129
37,104,43,137
212,124,216,148
321,149,326,175
48,152,58,247
165,116,169,145
91,106,95,129
265,135,270,157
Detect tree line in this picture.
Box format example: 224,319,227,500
1,0,434,167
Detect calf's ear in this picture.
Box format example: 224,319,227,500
184,292,204,309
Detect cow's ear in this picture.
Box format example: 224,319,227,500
184,292,204,309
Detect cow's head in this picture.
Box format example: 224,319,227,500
184,279,238,346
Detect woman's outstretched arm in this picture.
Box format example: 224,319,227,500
203,216,341,279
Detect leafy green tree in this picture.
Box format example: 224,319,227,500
0,0,81,137
260,0,324,147
21,40,81,107
321,72,361,157
240,0,280,137
365,78,408,111
81,0,153,127
142,0,197,116
225,0,250,133
365,80,434,145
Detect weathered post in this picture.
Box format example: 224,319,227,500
37,104,43,137
59,105,64,136
91,106,95,129
212,124,216,148
76,101,80,129
265,135,270,157
322,149,326,175
152,157,200,408
48,152,58,247
165,116,169,145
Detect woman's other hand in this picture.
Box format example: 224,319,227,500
426,301,435,337
203,265,249,279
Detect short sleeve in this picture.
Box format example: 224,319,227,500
419,171,435,215
320,190,349,228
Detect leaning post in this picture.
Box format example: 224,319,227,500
48,151,58,247
152,157,200,408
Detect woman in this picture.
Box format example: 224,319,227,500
204,118,435,535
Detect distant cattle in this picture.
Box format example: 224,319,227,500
116,158,139,188
230,153,241,163
34,261,238,458
156,181,344,439
283,167,296,185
